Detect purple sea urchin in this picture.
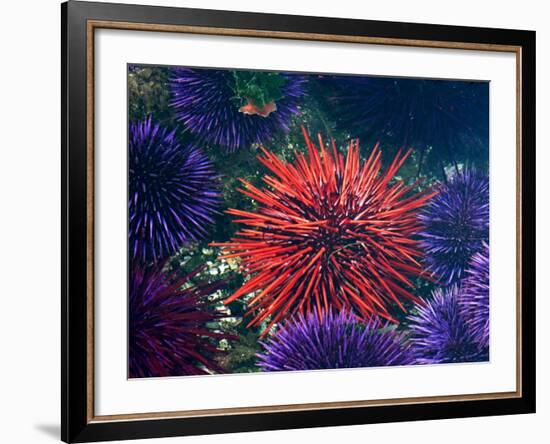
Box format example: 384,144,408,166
169,68,305,151
322,76,488,153
129,262,230,378
419,168,489,285
408,286,488,364
129,117,220,264
460,242,490,348
257,310,413,371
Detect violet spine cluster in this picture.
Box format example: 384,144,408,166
257,310,414,371
408,285,488,364
460,242,490,349
419,168,489,285
170,68,306,151
129,117,220,264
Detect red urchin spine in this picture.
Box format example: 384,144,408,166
213,128,435,333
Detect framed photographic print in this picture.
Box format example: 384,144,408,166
61,1,536,442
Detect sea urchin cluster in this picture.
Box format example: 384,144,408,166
257,310,413,371
129,117,220,264
419,168,489,285
129,262,231,378
214,128,436,332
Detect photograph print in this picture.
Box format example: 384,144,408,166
128,65,489,378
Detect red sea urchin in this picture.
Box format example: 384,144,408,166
213,129,436,332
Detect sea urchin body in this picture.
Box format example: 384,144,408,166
460,242,490,348
169,68,305,151
419,168,489,285
257,310,413,371
129,262,230,378
129,117,220,264
322,76,489,154
214,128,435,332
408,286,488,364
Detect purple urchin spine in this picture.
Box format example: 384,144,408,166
408,285,488,364
129,261,231,378
460,242,490,349
419,168,489,285
257,310,414,371
169,68,306,151
129,117,220,264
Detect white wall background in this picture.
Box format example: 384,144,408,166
0,0,546,443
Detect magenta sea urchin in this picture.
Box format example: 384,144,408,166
129,262,232,378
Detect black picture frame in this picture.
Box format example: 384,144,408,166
61,1,536,442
